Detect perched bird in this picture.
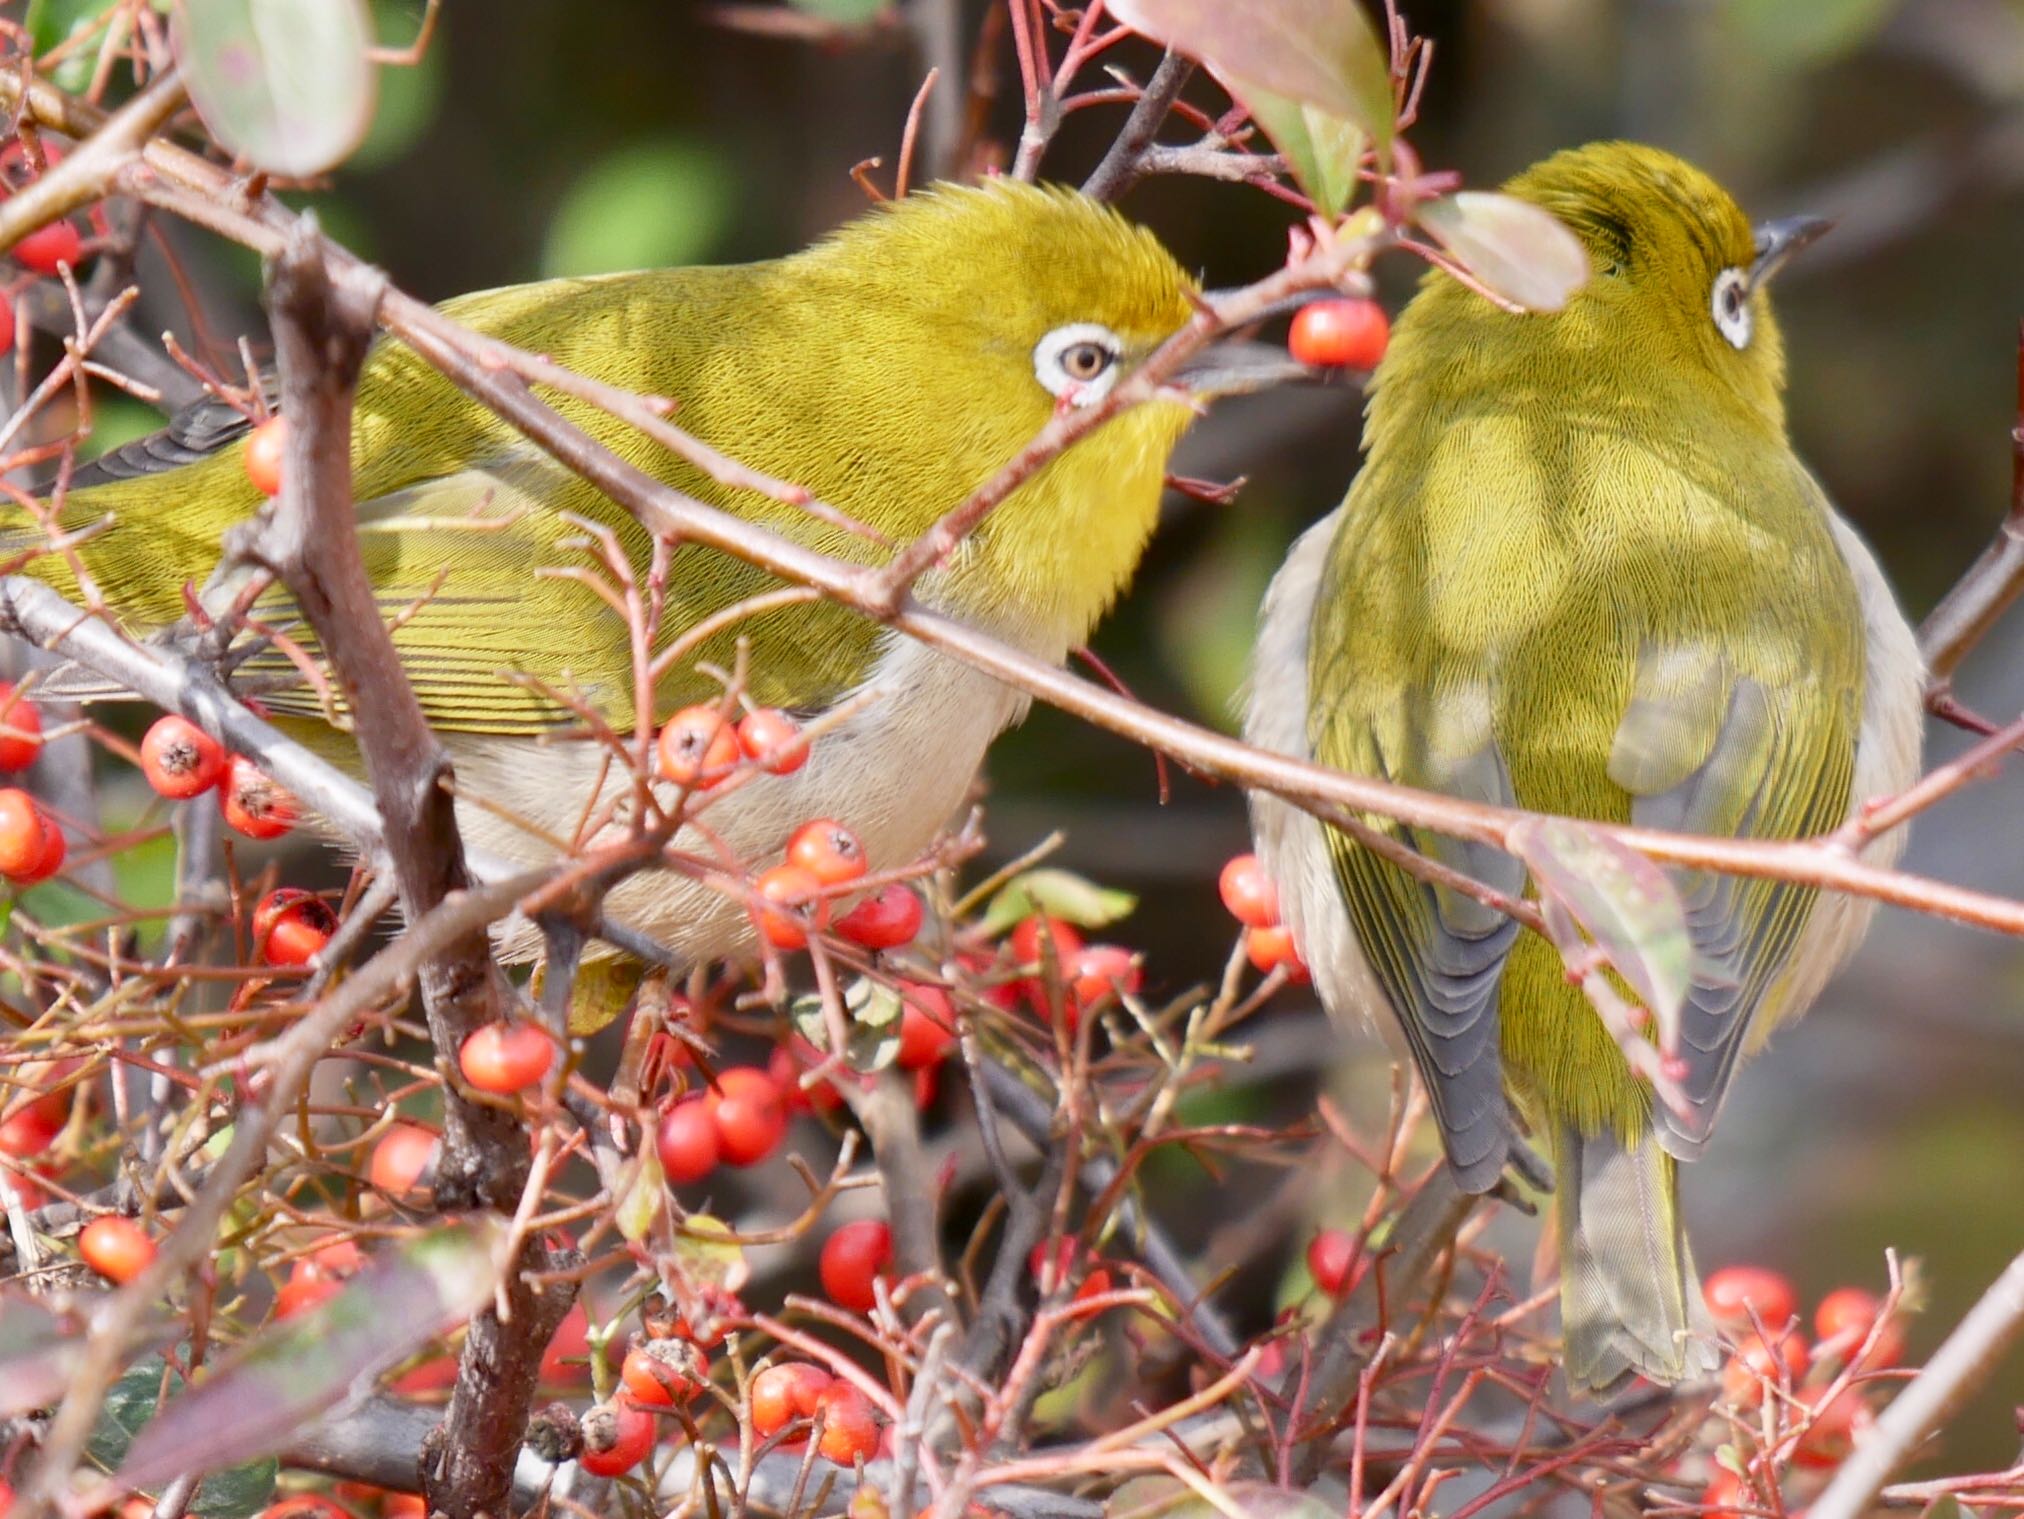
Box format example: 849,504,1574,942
1245,142,1923,1389
12,180,1300,965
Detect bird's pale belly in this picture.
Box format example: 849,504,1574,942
443,633,1029,965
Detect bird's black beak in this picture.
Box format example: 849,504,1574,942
1748,215,1833,293
1169,287,1334,398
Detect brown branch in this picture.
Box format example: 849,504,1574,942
1081,51,1197,202
1810,1248,2024,1519
0,68,187,255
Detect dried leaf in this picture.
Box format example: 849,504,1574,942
616,1143,665,1244
1417,192,1590,312
1107,0,1393,151
673,1214,748,1295
114,1221,504,1493
173,0,377,177
978,869,1136,936
1508,818,1690,1053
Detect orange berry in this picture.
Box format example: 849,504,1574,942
1288,297,1389,370
0,682,44,772
243,415,288,496
736,708,809,774
458,1022,556,1094
140,714,226,798
368,1122,439,1195
751,1361,831,1438
813,1382,880,1465
0,788,48,879
753,862,829,950
1704,1265,1798,1331
1244,923,1308,981
656,705,739,788
274,1268,342,1320
785,818,868,886
1814,1285,1904,1368
707,1067,788,1166
222,756,299,839
620,1339,708,1407
253,888,338,968
79,1215,156,1282
1217,853,1280,928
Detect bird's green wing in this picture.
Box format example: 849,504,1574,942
1313,669,1532,1193
225,446,886,734
1609,643,1857,1156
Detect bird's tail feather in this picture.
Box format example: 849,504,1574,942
1553,1121,1718,1392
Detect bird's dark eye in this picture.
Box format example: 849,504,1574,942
1060,341,1113,381
1710,267,1753,350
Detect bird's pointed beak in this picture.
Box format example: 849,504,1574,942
1166,287,1334,399
1748,215,1833,292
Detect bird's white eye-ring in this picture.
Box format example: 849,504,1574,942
1033,322,1123,406
1711,267,1752,350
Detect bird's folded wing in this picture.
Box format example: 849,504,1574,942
1608,644,1856,1155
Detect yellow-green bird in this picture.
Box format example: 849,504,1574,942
11,180,1297,964
1245,142,1923,1389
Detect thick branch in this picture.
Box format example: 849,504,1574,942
1081,52,1196,203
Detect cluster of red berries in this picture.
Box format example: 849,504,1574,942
748,1362,882,1466
1218,854,1307,980
141,713,301,841
989,914,1140,1033
0,681,62,887
1698,1263,1906,1506
274,1237,367,1320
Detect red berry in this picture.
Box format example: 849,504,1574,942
540,1301,594,1384
578,1396,656,1476
751,1361,832,1438
0,683,44,771
458,1022,556,1094
819,1219,893,1314
1010,914,1084,1020
257,1499,351,1519
1700,1469,1748,1519
834,884,923,950
368,1122,439,1195
79,1215,156,1283
140,715,226,798
253,888,338,968
0,1165,49,1211
1288,297,1389,370
0,788,48,880
14,218,83,276
17,812,64,885
656,1095,720,1182
657,705,739,788
621,1339,708,1407
737,708,809,774
1067,945,1139,1013
895,984,957,1070
0,1103,59,1158
304,1237,366,1278
1217,853,1281,928
242,415,287,497
767,1040,845,1116
1244,924,1308,981
221,755,299,839
0,297,14,359
786,818,868,886
1793,1385,1869,1467
274,1267,342,1320
708,1067,788,1167
1815,1285,1904,1368
814,1382,880,1466
1704,1265,1798,1331
1027,1238,1115,1310
753,863,829,951
1724,1328,1811,1407
1306,1228,1363,1297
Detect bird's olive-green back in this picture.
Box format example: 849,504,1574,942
1309,143,1864,1151
15,180,1197,734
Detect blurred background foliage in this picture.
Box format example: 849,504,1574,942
18,0,2022,1459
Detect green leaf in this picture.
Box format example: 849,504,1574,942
978,869,1136,936
27,0,124,90
1238,89,1364,216
540,139,733,278
1507,818,1691,1054
616,1142,664,1244
1106,0,1394,152
790,977,902,1073
173,0,377,177
0,1289,82,1415
1415,193,1590,312
86,1358,277,1519
113,1222,504,1494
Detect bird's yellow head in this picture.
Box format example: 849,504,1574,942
789,181,1215,649
1379,142,1824,437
